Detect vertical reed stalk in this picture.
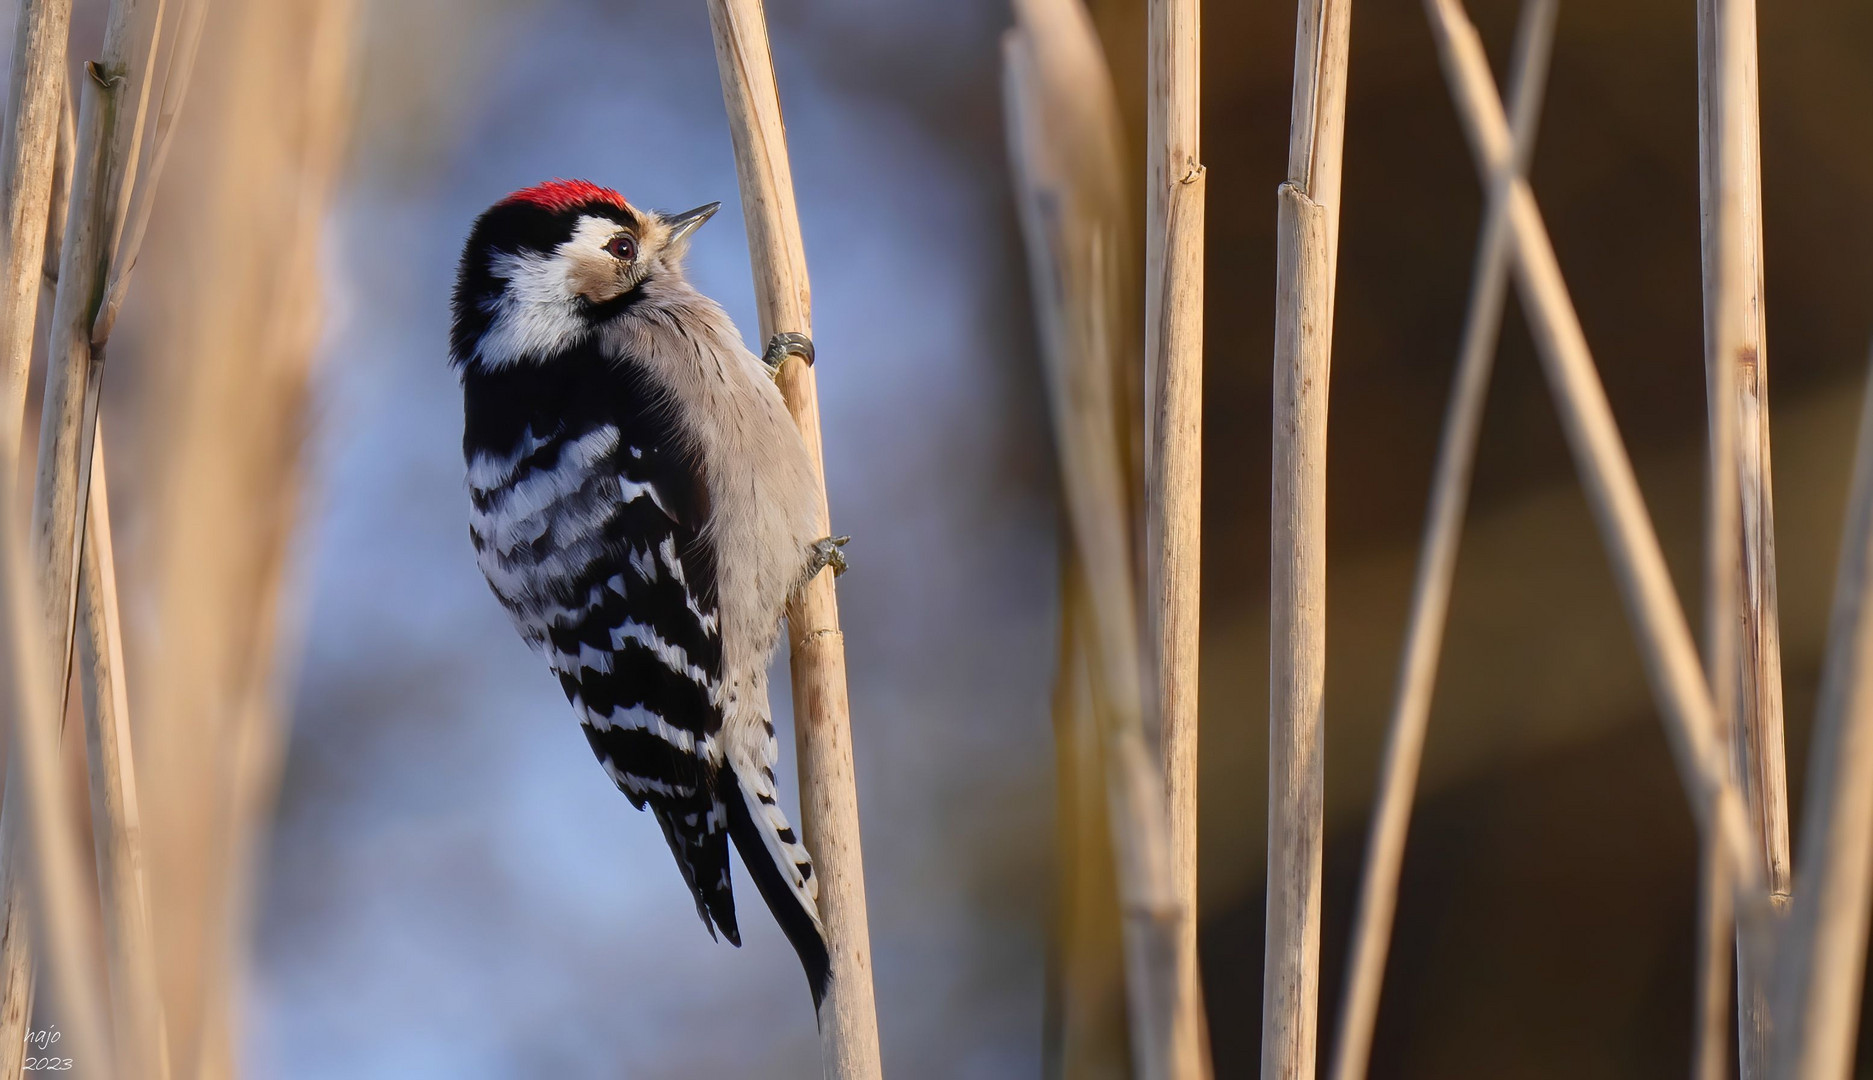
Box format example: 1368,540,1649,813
5,0,209,1067
1421,0,1767,927
4,0,165,1060
0,0,75,473
1265,4,1351,1078
1005,1,1210,1075
31,0,165,648
0,19,73,1075
702,3,883,1074
1694,0,1749,1073
1327,5,1554,1078
27,35,173,1079
75,431,170,1080
1770,343,1873,1079
1144,0,1204,1014
1695,0,1787,1072
0,433,109,1080
29,44,173,1078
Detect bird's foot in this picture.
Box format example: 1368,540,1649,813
762,332,815,380
807,535,851,578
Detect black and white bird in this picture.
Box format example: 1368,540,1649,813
450,179,845,1006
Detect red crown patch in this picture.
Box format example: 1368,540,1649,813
500,179,627,215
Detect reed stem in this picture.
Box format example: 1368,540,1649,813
1264,4,1351,1078
1004,2,1210,1074
1144,0,1204,1012
1694,0,1787,1072
75,430,171,1080
1421,0,1768,933
0,0,74,475
703,3,884,1075
1326,5,1554,1077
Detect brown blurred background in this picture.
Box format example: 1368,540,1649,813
1102,0,1873,1075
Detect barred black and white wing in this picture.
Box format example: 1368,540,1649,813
463,349,741,944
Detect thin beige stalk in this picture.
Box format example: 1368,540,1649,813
0,451,109,1080
1694,0,1750,1073
26,47,172,1080
0,50,73,1080
1265,4,1351,1078
1422,0,1766,924
1004,3,1210,1075
0,0,75,473
701,3,883,1075
7,0,161,1059
1769,343,1873,1080
1327,4,1554,1078
1144,0,1204,1003
31,0,168,670
75,431,171,1080
2,0,193,1061
1695,0,1786,1073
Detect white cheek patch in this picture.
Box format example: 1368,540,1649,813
479,249,585,367
476,216,630,369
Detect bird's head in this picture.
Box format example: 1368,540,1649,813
451,179,719,369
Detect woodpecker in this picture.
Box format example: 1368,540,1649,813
450,179,845,1007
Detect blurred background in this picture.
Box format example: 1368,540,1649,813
5,0,1871,1076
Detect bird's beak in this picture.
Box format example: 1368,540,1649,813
664,202,721,247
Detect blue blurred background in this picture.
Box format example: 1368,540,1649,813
266,1,1055,1076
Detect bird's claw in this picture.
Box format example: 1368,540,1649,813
762,332,815,380
807,535,851,579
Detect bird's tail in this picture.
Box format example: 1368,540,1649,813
720,757,830,1010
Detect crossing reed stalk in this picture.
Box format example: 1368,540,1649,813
1326,5,1554,1077
1421,0,1767,929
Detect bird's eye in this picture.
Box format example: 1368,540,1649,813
605,234,637,261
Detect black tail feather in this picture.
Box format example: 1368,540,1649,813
721,768,831,1010
649,801,739,946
